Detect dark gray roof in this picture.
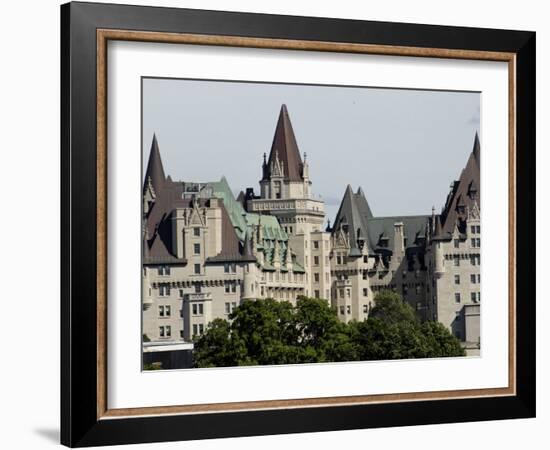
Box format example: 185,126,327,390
262,104,304,182
331,185,374,255
366,215,429,251
143,134,166,195
332,184,428,257
438,133,481,238
142,136,255,265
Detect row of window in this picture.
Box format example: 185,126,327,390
265,271,305,283
453,236,481,249
305,240,329,250
454,273,481,284
454,292,481,303
338,304,372,315
446,254,481,267
313,272,330,283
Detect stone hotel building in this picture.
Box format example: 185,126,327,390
142,104,481,365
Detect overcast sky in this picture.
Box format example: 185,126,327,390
142,77,479,222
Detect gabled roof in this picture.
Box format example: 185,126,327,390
438,133,481,238
143,134,166,195
262,104,304,182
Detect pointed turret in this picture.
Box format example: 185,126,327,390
440,132,481,235
262,104,303,182
473,131,480,163
143,134,166,194
332,185,372,256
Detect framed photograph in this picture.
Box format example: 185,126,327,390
61,1,536,447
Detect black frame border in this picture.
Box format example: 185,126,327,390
61,2,536,447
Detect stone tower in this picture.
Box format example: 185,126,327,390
247,104,331,300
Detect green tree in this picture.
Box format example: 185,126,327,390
420,321,466,357
193,291,464,367
352,290,464,360
192,318,248,367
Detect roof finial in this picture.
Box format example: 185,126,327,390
304,152,307,161
263,152,267,165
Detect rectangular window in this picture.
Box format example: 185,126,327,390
454,239,459,248
454,275,460,285
454,257,460,267
363,288,368,296
471,238,476,247
192,304,198,315
194,243,200,254
193,227,200,236
314,290,320,298
166,326,171,337
158,265,170,276
339,306,344,315
314,256,319,265
471,274,476,283
194,284,201,293
179,330,184,338
225,302,230,314
362,271,367,280
231,302,237,311
363,304,368,313
470,255,477,266
455,293,461,303
476,238,481,248
313,241,319,249
192,324,198,336
225,283,230,293
224,263,229,273
471,292,477,302
336,256,342,265
194,264,201,274
346,305,351,314
159,284,170,296
198,303,204,315
471,225,476,234
158,305,165,317
477,273,481,283
231,282,237,293
476,225,481,234
159,326,165,338
314,273,319,283
198,324,204,334
165,305,171,317
477,292,481,302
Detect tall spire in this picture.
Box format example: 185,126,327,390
143,134,166,194
263,104,304,182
